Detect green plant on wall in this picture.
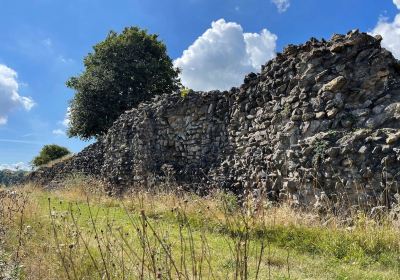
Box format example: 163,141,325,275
281,103,291,118
180,87,191,98
312,139,329,167
32,144,71,167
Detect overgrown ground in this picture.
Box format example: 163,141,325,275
1,178,400,279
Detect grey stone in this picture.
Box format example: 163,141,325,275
386,132,400,144
326,108,339,118
358,145,368,154
322,76,347,92
26,31,400,208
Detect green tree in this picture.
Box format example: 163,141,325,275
66,26,180,139
32,144,71,167
0,170,28,186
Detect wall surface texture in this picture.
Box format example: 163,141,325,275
28,31,400,207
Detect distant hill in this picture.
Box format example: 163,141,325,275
0,169,27,186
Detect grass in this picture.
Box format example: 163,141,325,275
1,179,400,279
40,154,74,168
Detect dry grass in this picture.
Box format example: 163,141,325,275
40,154,74,168
1,179,400,279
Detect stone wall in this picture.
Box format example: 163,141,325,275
100,91,231,191
26,142,104,187
28,30,400,207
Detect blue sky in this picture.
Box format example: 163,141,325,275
1,0,400,170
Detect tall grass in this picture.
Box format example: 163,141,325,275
1,178,400,279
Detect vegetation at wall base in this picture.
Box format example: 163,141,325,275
1,178,400,279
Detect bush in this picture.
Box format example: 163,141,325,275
66,26,180,140
180,87,193,98
0,170,27,186
32,144,71,167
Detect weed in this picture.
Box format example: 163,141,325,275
0,181,399,279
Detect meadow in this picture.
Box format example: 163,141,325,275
1,176,400,279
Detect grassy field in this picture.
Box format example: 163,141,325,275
1,179,400,279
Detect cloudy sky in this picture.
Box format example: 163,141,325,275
1,0,399,170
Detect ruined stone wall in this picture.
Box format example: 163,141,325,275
28,30,400,207
100,91,231,191
26,141,104,187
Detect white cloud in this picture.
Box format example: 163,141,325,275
244,30,277,69
0,64,35,125
371,1,400,59
0,162,31,171
59,107,70,128
0,116,7,125
58,55,74,64
0,138,41,145
371,15,400,59
174,19,277,91
42,38,53,48
272,0,290,13
53,107,70,136
52,129,66,136
62,107,71,127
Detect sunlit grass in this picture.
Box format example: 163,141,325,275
1,181,400,279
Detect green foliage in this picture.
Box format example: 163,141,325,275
281,103,291,118
217,191,239,214
32,144,71,167
312,139,329,166
66,26,180,139
0,170,27,186
2,187,400,279
180,87,192,98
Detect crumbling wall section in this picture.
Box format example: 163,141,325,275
28,30,400,207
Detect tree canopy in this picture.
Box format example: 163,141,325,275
0,170,28,186
32,144,71,167
66,26,180,140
